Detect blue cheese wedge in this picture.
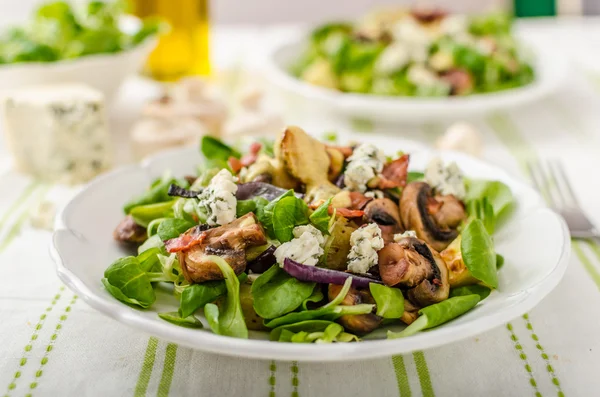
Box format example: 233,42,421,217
424,157,466,199
197,169,238,226
275,225,325,267
2,84,112,184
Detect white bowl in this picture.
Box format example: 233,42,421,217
50,141,570,361
263,31,568,122
0,16,157,100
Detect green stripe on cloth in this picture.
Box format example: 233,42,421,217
291,361,299,397
522,314,565,397
0,181,39,233
506,323,542,397
573,242,600,290
0,185,50,254
3,286,65,396
26,294,78,397
269,361,277,397
133,338,159,397
586,239,600,264
391,355,412,397
412,352,435,397
157,343,178,397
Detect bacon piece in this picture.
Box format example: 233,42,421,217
377,154,409,189
165,225,210,252
228,157,243,174
349,191,373,210
329,207,365,218
240,142,262,167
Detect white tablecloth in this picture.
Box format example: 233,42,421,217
2,19,600,397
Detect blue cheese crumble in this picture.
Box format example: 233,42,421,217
344,143,386,193
275,225,325,267
347,223,384,274
197,169,238,226
424,158,466,200
393,230,417,241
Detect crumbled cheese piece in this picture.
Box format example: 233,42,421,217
407,64,440,87
344,143,386,193
439,15,468,36
428,51,454,72
275,225,325,267
30,201,56,230
198,169,238,226
424,158,466,199
435,122,483,157
393,230,417,242
2,84,112,184
374,43,410,75
364,190,385,199
347,223,384,274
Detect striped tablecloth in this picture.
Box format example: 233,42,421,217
2,19,600,397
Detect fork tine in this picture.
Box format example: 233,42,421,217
542,159,570,208
526,160,556,207
550,160,580,208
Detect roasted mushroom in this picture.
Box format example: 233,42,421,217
277,126,341,203
113,215,147,245
400,182,466,252
328,284,382,335
378,236,449,307
364,198,402,243
168,213,267,283
378,237,435,287
400,299,420,325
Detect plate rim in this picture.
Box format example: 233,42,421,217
50,145,572,362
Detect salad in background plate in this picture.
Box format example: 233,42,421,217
0,0,161,65
291,8,535,97
102,127,516,343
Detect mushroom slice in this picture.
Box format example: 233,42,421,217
400,182,465,252
113,215,147,245
328,284,382,335
364,198,402,243
173,213,267,283
407,243,450,307
377,237,434,287
400,299,420,325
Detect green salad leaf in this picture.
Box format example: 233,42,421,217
309,198,332,235
252,265,315,319
130,200,176,228
270,320,337,341
137,247,163,273
465,180,514,227
157,218,194,241
259,190,295,238
449,284,491,301
461,219,498,289
200,136,241,168
138,234,164,255
369,284,404,319
272,196,310,243
158,312,203,329
124,174,179,214
236,197,269,218
179,273,248,318
201,255,248,338
102,257,155,308
263,278,374,328
302,287,324,310
388,294,481,338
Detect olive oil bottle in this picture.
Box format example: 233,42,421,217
130,0,211,81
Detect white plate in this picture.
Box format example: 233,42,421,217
0,16,157,100
263,31,568,122
51,141,570,361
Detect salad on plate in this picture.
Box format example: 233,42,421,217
104,127,514,343
291,8,535,97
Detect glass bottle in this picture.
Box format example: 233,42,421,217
130,0,211,81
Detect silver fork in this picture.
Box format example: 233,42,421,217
527,159,599,239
